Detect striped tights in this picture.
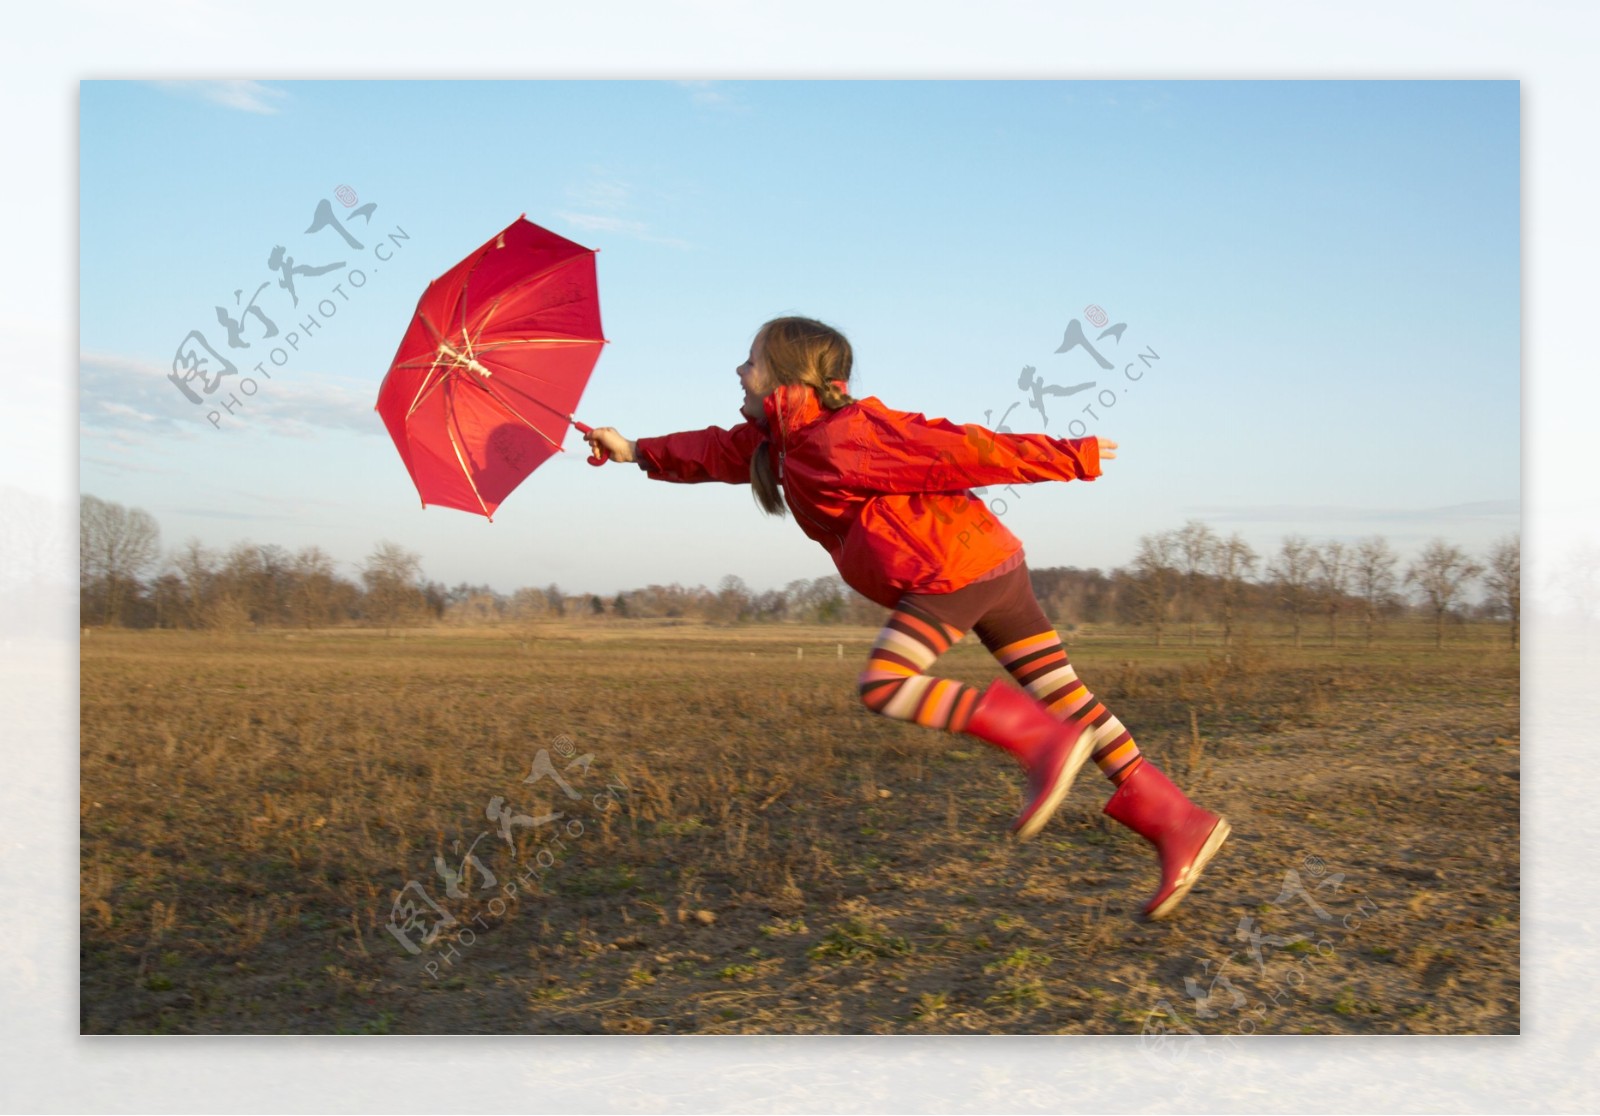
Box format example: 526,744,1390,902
856,571,1145,787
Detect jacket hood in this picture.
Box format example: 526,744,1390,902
758,381,850,437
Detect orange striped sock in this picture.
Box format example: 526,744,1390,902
990,630,1145,785
857,604,981,732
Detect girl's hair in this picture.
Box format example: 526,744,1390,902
749,316,855,516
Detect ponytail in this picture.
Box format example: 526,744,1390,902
815,378,855,411
750,442,786,517
744,316,855,518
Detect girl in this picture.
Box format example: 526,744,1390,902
582,316,1229,920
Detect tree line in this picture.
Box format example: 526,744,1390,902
80,497,1518,648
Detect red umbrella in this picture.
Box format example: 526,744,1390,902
375,214,610,521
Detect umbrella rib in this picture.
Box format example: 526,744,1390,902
459,247,596,352
459,373,566,452
391,356,447,372
467,339,602,387
443,380,494,519
472,337,599,350
393,310,452,416
417,309,448,346
405,359,450,421
457,248,496,362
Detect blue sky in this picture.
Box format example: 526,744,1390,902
79,79,1519,598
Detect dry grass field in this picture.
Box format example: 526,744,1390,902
79,620,1519,1035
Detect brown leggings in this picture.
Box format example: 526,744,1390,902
856,562,1143,782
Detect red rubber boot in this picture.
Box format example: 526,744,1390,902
1103,760,1231,920
962,680,1096,840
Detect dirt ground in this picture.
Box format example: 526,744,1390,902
79,622,1519,1034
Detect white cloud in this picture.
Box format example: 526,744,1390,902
150,80,290,115
565,173,631,212
554,166,696,249
79,349,381,445
676,79,730,107
554,211,693,250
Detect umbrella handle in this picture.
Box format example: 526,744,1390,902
568,418,610,467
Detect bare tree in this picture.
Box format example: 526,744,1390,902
1482,534,1520,650
212,542,269,630
79,494,161,627
148,571,186,629
543,583,566,618
169,538,218,629
1210,533,1258,647
1312,539,1352,647
783,579,814,618
361,540,427,631
1130,530,1179,647
752,588,788,621
1267,534,1316,650
843,587,885,626
509,585,552,620
809,576,846,624
1351,536,1400,650
1176,519,1218,646
713,574,752,624
1405,538,1484,650
290,546,347,629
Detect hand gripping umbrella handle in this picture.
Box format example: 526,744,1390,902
568,418,610,467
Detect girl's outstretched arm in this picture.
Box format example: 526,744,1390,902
835,402,1114,493
586,422,765,484
582,426,638,463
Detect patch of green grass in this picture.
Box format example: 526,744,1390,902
1328,987,1379,1016
808,917,912,963
333,1011,396,1035
654,817,705,837
987,979,1048,1008
717,964,756,982
559,865,639,896
759,917,809,938
984,947,1051,974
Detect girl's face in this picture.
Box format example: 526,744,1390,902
738,335,772,421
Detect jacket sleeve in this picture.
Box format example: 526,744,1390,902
634,421,766,485
832,401,1101,494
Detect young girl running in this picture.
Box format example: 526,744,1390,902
582,316,1229,920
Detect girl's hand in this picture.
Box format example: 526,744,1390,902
584,426,637,464
1097,437,1118,461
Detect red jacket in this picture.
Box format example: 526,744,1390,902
634,382,1102,608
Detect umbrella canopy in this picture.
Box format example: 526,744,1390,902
376,215,607,520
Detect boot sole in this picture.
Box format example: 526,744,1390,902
1012,719,1098,842
1144,817,1232,921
